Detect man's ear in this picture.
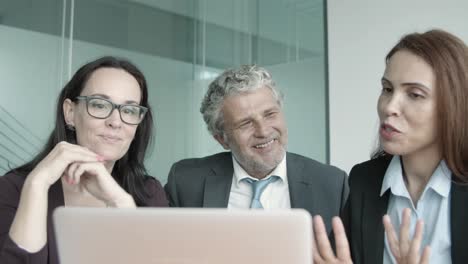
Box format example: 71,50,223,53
63,98,75,126
214,134,230,150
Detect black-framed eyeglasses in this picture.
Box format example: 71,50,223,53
75,96,148,125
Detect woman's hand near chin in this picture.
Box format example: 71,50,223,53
65,161,136,208
27,141,102,188
9,141,102,252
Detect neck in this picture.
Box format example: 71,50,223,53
401,146,442,204
104,161,115,173
246,168,274,180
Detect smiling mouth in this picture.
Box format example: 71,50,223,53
100,135,121,142
254,139,275,149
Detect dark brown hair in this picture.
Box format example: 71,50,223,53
12,56,155,205
373,29,468,183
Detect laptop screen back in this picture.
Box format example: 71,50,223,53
53,208,312,264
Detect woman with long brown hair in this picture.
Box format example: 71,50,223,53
314,29,468,264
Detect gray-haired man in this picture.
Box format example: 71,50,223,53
165,65,348,233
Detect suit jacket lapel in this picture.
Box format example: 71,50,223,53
361,157,390,264
450,182,468,264
362,190,389,263
286,153,311,210
203,154,233,208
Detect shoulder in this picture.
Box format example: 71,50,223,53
0,171,27,193
168,152,231,176
349,156,391,178
172,152,231,168
141,176,169,207
286,152,348,193
0,171,27,205
287,152,346,177
348,156,391,189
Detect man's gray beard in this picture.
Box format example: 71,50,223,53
234,149,286,178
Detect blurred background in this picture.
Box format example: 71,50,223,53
0,0,328,183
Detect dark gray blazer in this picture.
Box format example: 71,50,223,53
343,156,468,264
165,152,349,233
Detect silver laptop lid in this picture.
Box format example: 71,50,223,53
53,207,312,264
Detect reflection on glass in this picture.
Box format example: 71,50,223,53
0,0,327,181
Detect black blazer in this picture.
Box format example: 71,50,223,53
0,172,168,264
165,151,349,234
342,156,468,264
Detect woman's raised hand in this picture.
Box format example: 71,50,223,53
383,208,431,264
27,141,102,188
26,141,134,207
65,161,135,207
313,216,353,264
10,142,103,251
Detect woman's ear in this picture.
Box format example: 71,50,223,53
63,98,75,126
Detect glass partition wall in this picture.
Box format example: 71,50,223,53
0,0,328,183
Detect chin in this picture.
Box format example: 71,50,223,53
97,149,127,162
381,145,405,156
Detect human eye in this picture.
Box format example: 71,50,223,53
408,91,425,99
265,111,278,118
122,106,140,116
381,86,393,94
238,120,252,129
89,99,109,109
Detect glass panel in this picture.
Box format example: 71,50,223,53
261,0,328,163
72,0,327,183
0,0,66,175
0,0,327,180
71,0,197,181
194,0,328,164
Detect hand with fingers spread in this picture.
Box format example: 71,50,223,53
383,208,431,264
313,216,353,264
65,161,135,207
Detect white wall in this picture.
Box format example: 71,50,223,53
327,0,468,173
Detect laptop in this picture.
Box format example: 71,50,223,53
53,207,312,264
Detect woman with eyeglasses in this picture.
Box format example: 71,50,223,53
0,56,168,263
313,29,468,264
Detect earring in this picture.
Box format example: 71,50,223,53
66,123,75,131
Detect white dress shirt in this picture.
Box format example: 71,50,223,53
381,156,452,264
227,154,291,209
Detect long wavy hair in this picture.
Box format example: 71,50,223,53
12,56,154,205
373,30,468,183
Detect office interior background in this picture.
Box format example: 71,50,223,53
0,0,467,182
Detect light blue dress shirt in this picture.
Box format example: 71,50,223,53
380,156,452,264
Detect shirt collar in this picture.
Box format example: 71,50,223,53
427,160,451,197
232,153,287,183
380,156,452,198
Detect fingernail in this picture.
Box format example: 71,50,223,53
97,155,105,162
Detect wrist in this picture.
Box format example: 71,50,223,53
106,193,136,208
24,177,50,193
